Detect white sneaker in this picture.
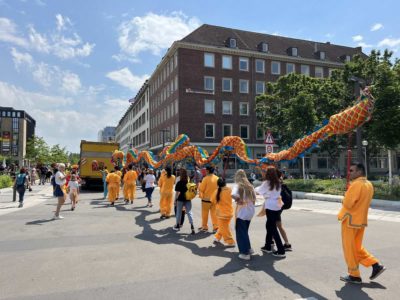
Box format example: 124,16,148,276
53,215,64,220
249,248,255,255
238,254,251,260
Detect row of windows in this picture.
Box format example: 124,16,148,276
150,52,178,97
131,129,148,147
1,111,22,118
204,53,332,78
150,99,179,130
204,100,249,116
150,75,178,111
204,77,267,94
151,123,179,146
204,123,265,140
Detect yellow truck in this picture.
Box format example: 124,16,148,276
79,140,119,188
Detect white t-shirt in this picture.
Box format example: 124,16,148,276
68,181,79,193
231,184,255,221
144,174,156,188
55,171,66,186
255,180,282,211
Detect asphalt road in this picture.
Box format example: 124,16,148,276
0,184,399,300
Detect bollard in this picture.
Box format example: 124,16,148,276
12,185,17,202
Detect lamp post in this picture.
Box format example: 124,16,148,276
362,140,368,178
160,129,169,150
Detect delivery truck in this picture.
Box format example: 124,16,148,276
79,140,119,188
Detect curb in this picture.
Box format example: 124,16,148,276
293,191,400,209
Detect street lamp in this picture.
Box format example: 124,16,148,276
362,140,368,178
160,129,169,149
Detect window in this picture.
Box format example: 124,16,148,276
205,123,215,138
315,66,324,78
222,124,232,137
301,65,310,76
222,55,232,69
317,157,328,169
204,53,214,67
256,81,265,94
239,57,249,71
222,101,232,115
238,79,248,94
271,61,281,75
222,78,232,92
328,68,335,77
255,59,265,73
228,38,237,48
319,51,326,60
239,102,249,116
259,42,268,52
290,47,298,56
345,55,351,62
240,125,249,139
256,125,264,140
204,100,215,114
204,76,215,91
286,63,295,74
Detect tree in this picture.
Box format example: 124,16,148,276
25,136,50,164
49,144,69,164
68,153,80,164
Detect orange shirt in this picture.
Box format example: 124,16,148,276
211,186,233,219
124,170,138,185
106,173,121,186
159,174,176,193
199,174,219,200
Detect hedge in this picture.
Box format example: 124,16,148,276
285,179,400,201
0,175,13,189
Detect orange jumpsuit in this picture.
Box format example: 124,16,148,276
211,187,235,245
158,174,176,217
338,176,379,277
199,174,219,231
123,170,138,202
106,173,121,203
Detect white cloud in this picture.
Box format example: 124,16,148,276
32,62,54,87
371,23,384,31
0,17,28,47
352,35,363,42
116,11,201,59
377,38,400,48
61,72,81,94
357,42,373,48
55,14,72,31
106,67,148,91
10,47,33,70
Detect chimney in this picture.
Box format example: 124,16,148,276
314,43,318,53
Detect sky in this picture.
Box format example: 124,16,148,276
0,0,399,153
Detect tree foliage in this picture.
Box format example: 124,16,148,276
25,135,71,164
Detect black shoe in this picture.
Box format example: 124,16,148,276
18,203,23,208
110,202,114,206
165,216,170,219
284,244,292,251
160,215,166,219
191,229,196,235
71,207,75,211
370,263,386,280
340,275,362,284
173,225,180,231
261,246,273,253
272,251,286,258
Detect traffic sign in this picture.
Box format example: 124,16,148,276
265,131,274,144
266,145,273,153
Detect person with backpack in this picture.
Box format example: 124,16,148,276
173,168,195,234
14,168,31,208
232,169,256,260
255,167,286,258
211,178,235,247
275,169,292,251
158,167,175,219
198,166,219,233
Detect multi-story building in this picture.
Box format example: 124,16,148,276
98,126,116,143
115,81,150,153
0,107,36,166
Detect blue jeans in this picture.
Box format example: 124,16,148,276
16,186,26,203
145,187,154,202
103,180,108,198
235,218,251,255
176,201,193,226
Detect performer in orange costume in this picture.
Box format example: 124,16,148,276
198,166,219,232
106,171,121,206
211,178,235,246
338,162,386,284
123,164,138,204
158,167,175,219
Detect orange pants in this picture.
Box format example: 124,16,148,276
125,184,136,201
201,201,218,231
215,218,235,245
160,192,173,216
108,184,119,203
341,221,378,277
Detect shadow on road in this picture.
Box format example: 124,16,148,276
131,206,329,300
25,218,55,225
335,281,386,299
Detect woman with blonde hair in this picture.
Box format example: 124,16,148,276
53,163,67,219
232,169,256,260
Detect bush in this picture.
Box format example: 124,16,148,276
285,179,400,201
0,175,13,189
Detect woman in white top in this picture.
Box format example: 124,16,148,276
144,169,156,207
68,174,80,211
255,167,285,258
54,163,67,219
231,169,256,261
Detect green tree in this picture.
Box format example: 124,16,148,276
49,144,68,163
68,153,80,164
25,136,50,163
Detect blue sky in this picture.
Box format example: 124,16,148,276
0,0,399,153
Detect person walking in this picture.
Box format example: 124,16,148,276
198,166,219,232
100,166,109,199
255,167,286,258
173,168,195,234
338,162,386,284
106,170,121,206
67,174,79,211
123,164,138,204
158,167,175,219
276,169,292,251
30,167,37,185
211,178,235,247
14,168,31,208
53,163,67,219
231,169,256,260
144,169,156,207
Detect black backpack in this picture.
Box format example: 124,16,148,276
281,184,293,210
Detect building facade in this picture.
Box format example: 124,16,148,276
115,81,150,153
0,107,36,166
98,126,116,143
